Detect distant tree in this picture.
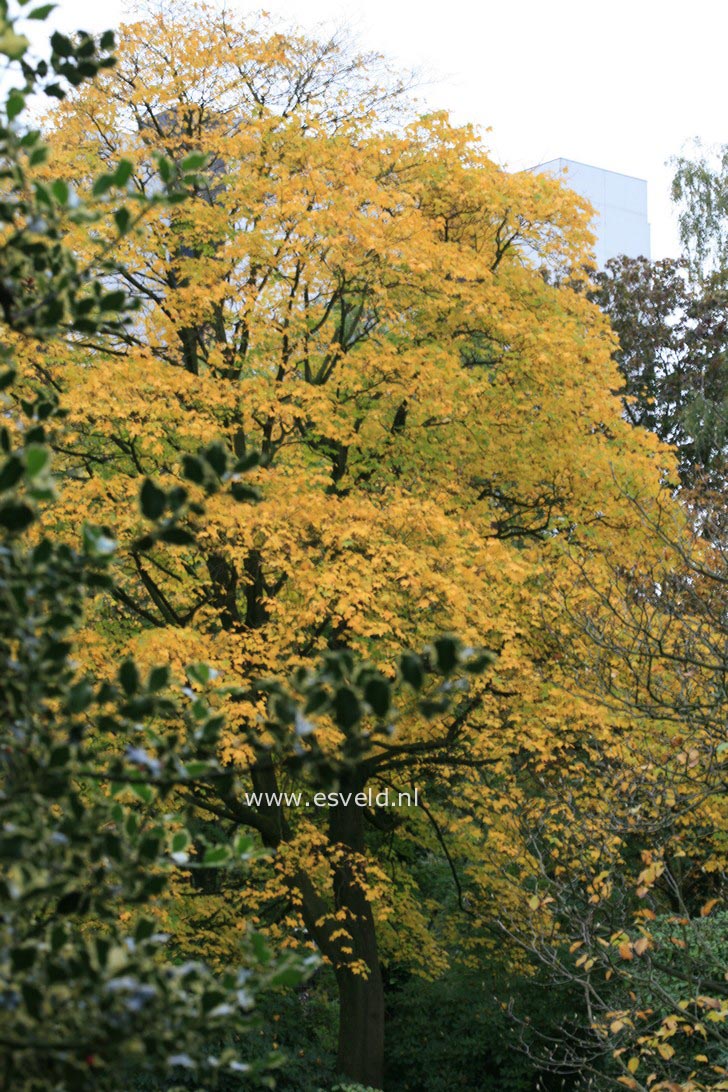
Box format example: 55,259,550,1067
671,141,728,286
592,255,728,489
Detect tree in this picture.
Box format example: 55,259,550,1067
672,141,728,287
494,487,728,1091
592,256,728,490
25,6,680,1085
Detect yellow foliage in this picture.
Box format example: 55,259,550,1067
26,5,713,1010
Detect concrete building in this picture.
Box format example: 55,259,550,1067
530,158,651,267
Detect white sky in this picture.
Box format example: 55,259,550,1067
40,0,728,260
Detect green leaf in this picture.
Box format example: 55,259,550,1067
134,917,156,942
49,30,73,56
50,925,66,953
92,173,114,197
11,946,37,971
400,651,424,691
234,451,261,472
113,159,133,186
131,782,154,803
119,659,140,696
463,649,496,673
25,444,49,477
160,526,195,545
419,696,450,718
0,501,34,531
334,686,361,731
29,144,49,167
364,675,391,718
251,933,271,964
204,443,227,477
0,31,29,60
183,761,211,778
7,89,25,121
114,206,131,234
51,178,68,204
49,744,70,767
180,152,208,172
167,485,187,510
182,454,206,483
100,289,126,311
21,983,42,1018
156,154,173,183
171,831,189,853
202,846,230,867
231,482,260,502
139,833,162,860
140,478,165,520
433,636,459,675
0,454,24,491
66,680,93,714
187,662,217,686
148,665,170,692
234,834,253,857
269,966,303,988
27,3,57,19
303,686,329,716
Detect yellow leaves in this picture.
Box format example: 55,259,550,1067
347,959,372,979
700,898,720,917
636,856,665,898
613,931,650,962
328,929,353,944
587,869,613,905
34,2,709,1004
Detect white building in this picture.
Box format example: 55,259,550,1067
530,158,651,267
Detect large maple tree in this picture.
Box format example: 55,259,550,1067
24,7,683,1084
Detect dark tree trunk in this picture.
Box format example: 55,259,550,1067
227,759,387,1086
329,792,385,1089
179,326,199,374
333,893,384,1087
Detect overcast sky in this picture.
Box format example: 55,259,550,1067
42,0,728,260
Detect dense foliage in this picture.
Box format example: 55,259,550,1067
593,255,728,488
0,3,726,1090
0,7,320,1088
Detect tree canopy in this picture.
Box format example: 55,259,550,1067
593,255,728,489
3,4,726,1090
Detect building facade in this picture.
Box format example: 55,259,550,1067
530,158,651,267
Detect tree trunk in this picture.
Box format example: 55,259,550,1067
230,760,387,1087
333,900,384,1087
330,793,385,1089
